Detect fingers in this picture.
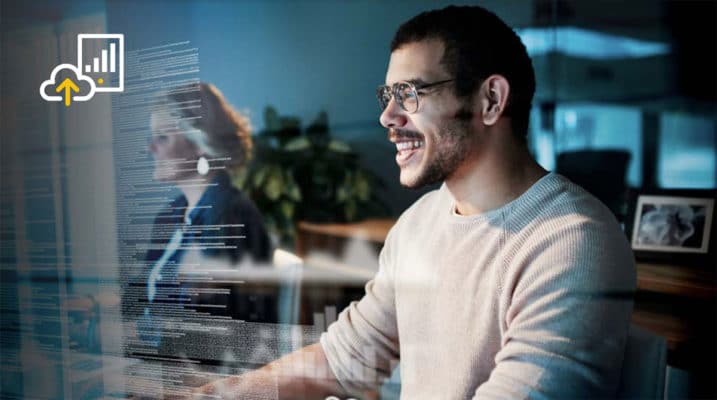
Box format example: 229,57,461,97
191,372,279,400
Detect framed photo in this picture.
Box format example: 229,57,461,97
626,189,716,266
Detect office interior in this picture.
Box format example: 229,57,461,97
1,0,715,399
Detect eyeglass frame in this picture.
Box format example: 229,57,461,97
376,78,455,114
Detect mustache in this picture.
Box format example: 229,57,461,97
387,128,424,141
386,107,474,141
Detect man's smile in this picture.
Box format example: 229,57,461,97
389,129,426,167
394,139,424,166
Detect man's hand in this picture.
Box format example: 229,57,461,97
190,343,351,400
192,369,278,399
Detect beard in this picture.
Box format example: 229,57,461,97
389,115,475,189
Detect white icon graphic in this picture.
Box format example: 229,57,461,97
39,33,124,106
78,34,124,92
39,64,96,102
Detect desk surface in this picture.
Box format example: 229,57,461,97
298,219,395,243
636,262,716,298
179,262,373,287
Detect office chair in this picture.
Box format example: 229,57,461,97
555,149,631,221
617,324,668,399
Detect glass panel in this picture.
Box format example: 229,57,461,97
555,104,642,187
659,112,716,189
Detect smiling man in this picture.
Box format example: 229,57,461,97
197,5,636,399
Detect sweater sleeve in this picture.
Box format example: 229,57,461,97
319,226,400,395
473,218,636,399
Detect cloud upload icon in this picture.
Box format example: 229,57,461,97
39,64,96,106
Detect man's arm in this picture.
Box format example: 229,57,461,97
473,220,637,399
196,225,400,399
194,343,376,399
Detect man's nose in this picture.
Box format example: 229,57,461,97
379,97,408,129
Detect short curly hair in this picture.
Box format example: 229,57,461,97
163,82,253,167
391,6,535,139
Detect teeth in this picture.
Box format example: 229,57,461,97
396,141,423,151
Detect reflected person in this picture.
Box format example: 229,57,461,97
132,82,272,350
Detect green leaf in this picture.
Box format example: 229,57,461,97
289,182,302,201
284,137,311,151
355,173,370,201
345,200,357,221
280,201,295,220
336,186,348,202
264,167,283,200
253,165,268,187
232,167,248,189
328,139,351,153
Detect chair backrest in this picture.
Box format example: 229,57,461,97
555,149,631,220
273,249,304,325
617,324,667,399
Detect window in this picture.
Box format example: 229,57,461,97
530,103,643,187
658,112,716,189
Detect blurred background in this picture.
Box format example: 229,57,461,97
1,0,715,399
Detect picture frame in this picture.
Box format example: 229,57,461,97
625,189,717,266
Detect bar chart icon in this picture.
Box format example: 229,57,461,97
77,34,124,92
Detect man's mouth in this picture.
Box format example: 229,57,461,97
394,139,424,165
388,129,425,166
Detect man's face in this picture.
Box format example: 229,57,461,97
380,40,476,189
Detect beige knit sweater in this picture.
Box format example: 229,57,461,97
320,173,636,399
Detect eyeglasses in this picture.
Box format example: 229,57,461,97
376,79,454,114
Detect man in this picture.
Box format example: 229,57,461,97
197,5,635,399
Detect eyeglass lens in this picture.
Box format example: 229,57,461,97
377,82,419,113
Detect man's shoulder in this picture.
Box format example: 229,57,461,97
508,174,636,291
519,173,618,226
504,173,633,258
512,174,633,264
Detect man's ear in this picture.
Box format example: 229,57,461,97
479,75,510,126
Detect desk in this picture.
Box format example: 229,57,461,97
632,262,716,370
636,262,716,299
296,219,393,257
180,263,371,287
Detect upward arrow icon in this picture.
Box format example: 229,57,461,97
56,78,80,107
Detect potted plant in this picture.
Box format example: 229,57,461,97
233,106,387,246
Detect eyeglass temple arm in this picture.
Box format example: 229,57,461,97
415,78,455,90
